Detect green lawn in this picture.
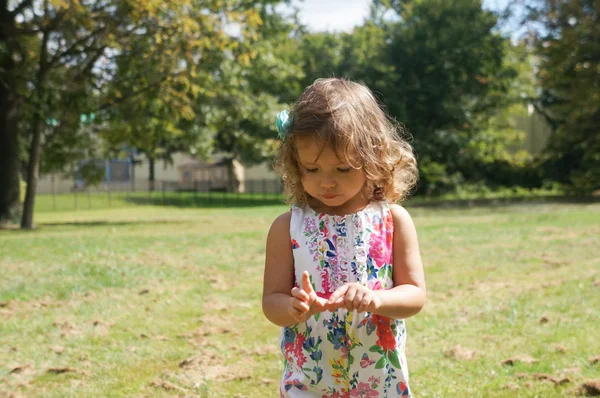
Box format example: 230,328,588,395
1,203,599,397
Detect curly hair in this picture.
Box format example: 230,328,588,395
274,78,418,205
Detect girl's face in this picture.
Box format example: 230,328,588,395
296,137,367,209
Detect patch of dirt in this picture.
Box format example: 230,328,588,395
205,273,230,291
178,353,251,382
177,315,238,347
92,320,113,335
541,254,569,268
553,344,568,353
444,346,476,361
590,355,600,365
54,321,81,338
578,380,600,396
46,367,77,375
150,379,187,393
8,365,35,376
501,355,539,366
516,373,571,385
503,383,520,390
539,315,550,324
50,345,65,355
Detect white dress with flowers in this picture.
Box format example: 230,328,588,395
280,201,411,398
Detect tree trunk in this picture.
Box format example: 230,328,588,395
225,157,242,193
148,156,155,191
21,22,50,229
21,118,44,229
0,86,21,224
0,4,21,224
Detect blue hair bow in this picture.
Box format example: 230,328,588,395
276,110,292,140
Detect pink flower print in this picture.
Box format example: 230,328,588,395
320,268,331,293
283,333,307,368
369,232,389,268
340,345,349,359
324,391,346,398
350,382,379,397
283,342,294,364
293,333,307,368
367,279,382,291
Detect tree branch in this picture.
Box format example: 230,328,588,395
48,26,106,68
97,71,184,112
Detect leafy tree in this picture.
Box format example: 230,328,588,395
307,0,513,195
521,0,599,190
183,6,305,191
1,0,284,228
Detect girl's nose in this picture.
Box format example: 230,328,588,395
320,177,336,188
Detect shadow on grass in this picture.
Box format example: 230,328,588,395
124,194,286,208
38,219,192,228
405,195,600,209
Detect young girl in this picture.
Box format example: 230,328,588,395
262,78,426,397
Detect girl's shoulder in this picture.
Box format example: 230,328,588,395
268,211,293,238
388,203,413,222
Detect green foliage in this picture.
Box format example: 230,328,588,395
296,0,521,195
524,0,600,191
99,1,301,168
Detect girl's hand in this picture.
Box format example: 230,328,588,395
327,283,381,314
288,271,329,323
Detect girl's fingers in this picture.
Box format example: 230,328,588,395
292,297,310,312
353,291,364,310
288,306,305,322
358,295,370,313
344,287,357,311
301,271,314,295
328,297,345,311
291,287,310,302
327,285,349,305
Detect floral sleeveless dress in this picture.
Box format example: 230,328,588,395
280,201,411,397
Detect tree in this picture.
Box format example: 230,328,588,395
307,0,511,194
100,1,298,193
183,5,305,191
1,0,281,228
520,0,599,190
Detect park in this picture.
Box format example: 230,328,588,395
1,0,599,397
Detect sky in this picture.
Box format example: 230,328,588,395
294,0,512,33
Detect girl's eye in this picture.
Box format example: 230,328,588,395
337,168,351,173
305,168,318,173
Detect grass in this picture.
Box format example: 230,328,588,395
1,202,599,397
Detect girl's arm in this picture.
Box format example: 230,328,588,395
262,212,300,327
373,204,426,319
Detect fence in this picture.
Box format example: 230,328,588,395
35,179,285,212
